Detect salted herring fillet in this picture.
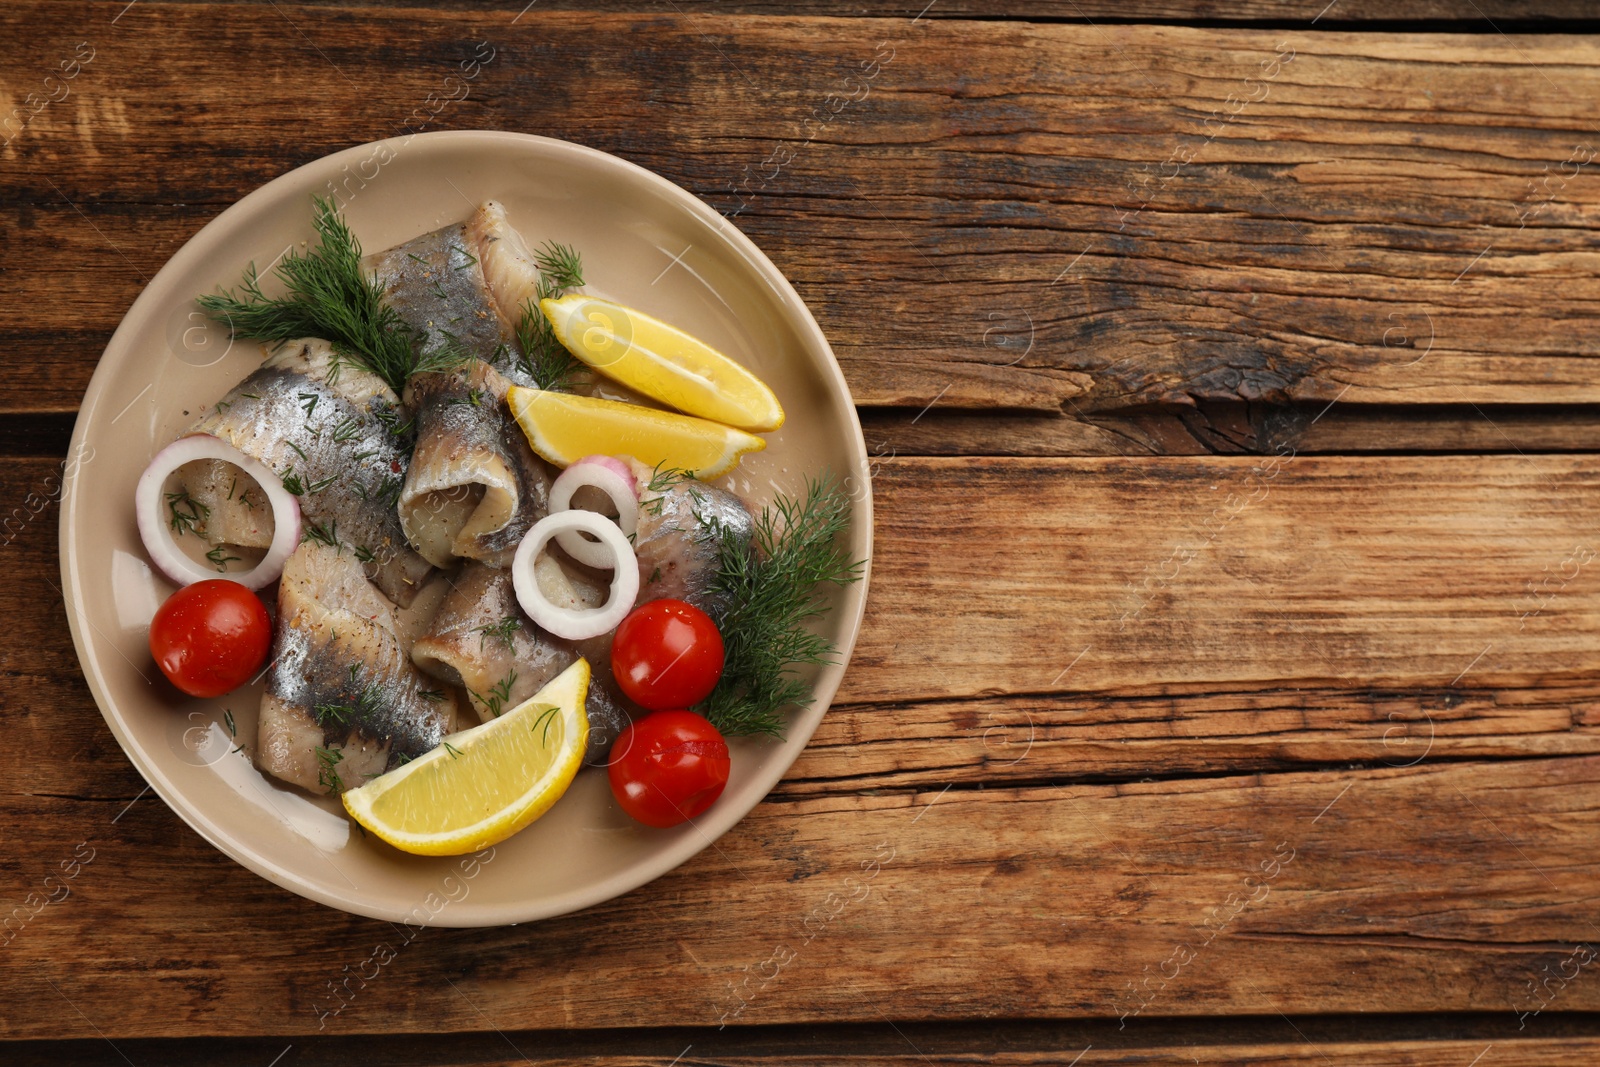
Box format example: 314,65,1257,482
364,199,539,377
412,560,628,764
183,337,434,607
367,201,561,567
257,540,461,796
399,359,554,568
628,457,755,618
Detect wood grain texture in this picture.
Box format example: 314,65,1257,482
7,451,1600,1037
7,737,1600,1036
19,1028,1600,1067
17,1018,1600,1067
862,404,1600,458
851,453,1600,702
5,7,1600,418
141,0,1600,24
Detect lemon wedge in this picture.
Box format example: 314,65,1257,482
506,385,766,480
342,659,590,856
541,294,785,433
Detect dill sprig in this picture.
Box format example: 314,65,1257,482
696,476,863,737
166,489,208,537
304,520,341,551
530,703,560,746
513,242,585,390
412,330,478,379
315,745,345,793
197,196,419,395
471,669,518,719
472,615,520,652
642,461,696,516
205,545,240,572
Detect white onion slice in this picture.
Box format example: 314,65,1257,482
547,456,639,569
512,510,640,640
135,433,302,590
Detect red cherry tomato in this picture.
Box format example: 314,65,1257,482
149,579,272,698
608,710,731,828
611,598,725,711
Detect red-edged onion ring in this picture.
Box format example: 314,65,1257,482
547,455,639,569
135,434,302,590
512,510,640,640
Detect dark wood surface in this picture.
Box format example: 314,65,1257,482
8,2,1600,1064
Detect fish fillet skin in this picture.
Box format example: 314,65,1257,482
412,560,629,764
187,338,434,606
627,458,755,618
258,540,460,796
399,359,554,568
365,213,514,366
368,202,559,567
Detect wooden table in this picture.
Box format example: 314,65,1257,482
8,1,1600,1062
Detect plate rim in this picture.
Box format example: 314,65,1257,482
58,130,874,926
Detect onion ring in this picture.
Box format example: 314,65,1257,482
547,455,639,569
512,510,640,640
136,434,302,590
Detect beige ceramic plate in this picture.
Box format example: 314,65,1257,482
60,131,872,925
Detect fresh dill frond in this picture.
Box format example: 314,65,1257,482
197,196,419,395
534,241,584,290
329,417,362,444
314,700,352,726
352,544,377,564
696,476,863,737
315,676,382,729
373,403,415,440
280,469,306,496
417,688,445,703
512,241,585,390
205,545,240,572
375,474,404,509
411,331,477,379
223,709,237,738
472,615,520,652
642,462,696,516
299,392,319,417
471,670,518,718
315,746,345,793
305,473,339,494
304,520,341,551
165,489,208,537
445,388,489,409
442,741,463,759
530,703,560,746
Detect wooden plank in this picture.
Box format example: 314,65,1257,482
13,1027,1600,1067
9,455,1600,1035
13,450,1600,797
863,404,1600,458
14,1020,1600,1067
6,9,1600,414
850,453,1600,703
5,749,1600,1035
138,0,1600,23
